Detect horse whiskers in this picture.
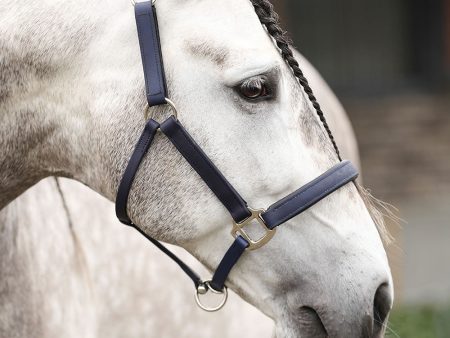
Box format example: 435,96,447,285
356,182,403,245
373,317,400,338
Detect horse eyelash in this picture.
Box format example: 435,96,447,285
235,75,277,103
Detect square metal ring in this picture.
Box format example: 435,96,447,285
231,208,276,250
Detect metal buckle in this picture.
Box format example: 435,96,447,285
131,0,156,6
144,98,178,122
231,208,276,250
195,281,228,312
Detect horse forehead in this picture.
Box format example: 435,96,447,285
162,0,271,52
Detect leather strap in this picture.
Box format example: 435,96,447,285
210,236,248,291
261,161,359,229
116,119,160,225
160,116,252,223
210,236,249,291
135,1,167,107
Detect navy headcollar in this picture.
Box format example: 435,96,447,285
115,1,358,312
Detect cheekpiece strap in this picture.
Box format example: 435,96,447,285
135,1,167,106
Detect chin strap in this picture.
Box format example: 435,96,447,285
115,0,359,312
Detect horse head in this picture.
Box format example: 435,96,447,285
1,0,393,336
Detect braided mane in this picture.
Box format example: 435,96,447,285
251,0,342,161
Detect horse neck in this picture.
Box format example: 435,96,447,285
0,1,125,208
0,92,91,208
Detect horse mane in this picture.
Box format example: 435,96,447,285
251,0,341,161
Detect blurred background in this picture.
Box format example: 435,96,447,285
271,0,450,336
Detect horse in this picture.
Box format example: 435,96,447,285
0,0,393,337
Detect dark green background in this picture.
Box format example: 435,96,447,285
280,0,448,96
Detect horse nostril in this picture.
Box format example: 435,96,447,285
297,306,328,337
373,283,392,332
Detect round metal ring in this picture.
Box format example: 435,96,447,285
144,98,178,121
195,281,228,312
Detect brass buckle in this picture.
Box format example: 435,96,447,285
231,208,276,250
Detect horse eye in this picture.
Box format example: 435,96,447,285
238,76,270,100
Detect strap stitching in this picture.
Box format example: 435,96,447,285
269,162,351,213
136,14,151,98
148,9,164,97
136,10,164,103
136,123,155,154
263,166,355,227
283,175,351,221
167,120,249,220
118,122,158,223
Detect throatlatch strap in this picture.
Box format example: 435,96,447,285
160,116,252,223
135,2,167,106
130,223,203,288
261,161,359,229
116,119,160,225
